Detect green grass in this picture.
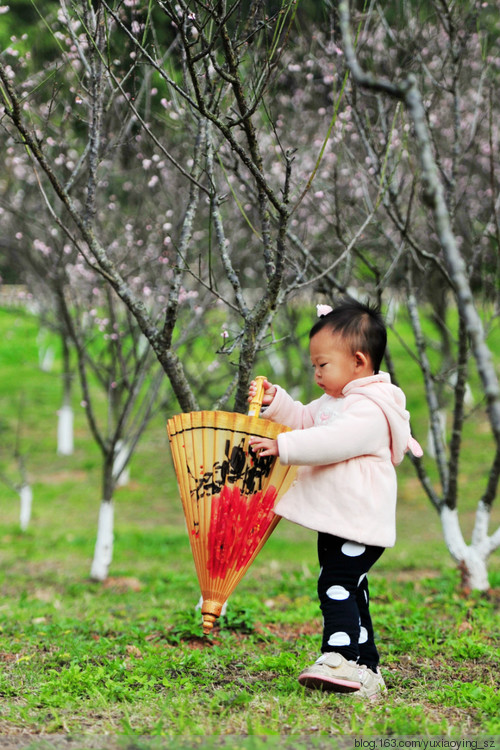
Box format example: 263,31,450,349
0,307,499,745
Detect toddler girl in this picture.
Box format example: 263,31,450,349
249,298,422,700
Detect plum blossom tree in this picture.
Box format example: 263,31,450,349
2,223,173,579
333,0,500,590
0,1,318,409
55,263,173,580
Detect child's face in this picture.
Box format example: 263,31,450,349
309,328,372,398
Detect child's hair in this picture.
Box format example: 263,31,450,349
309,297,387,373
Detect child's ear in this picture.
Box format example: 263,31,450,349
354,351,370,371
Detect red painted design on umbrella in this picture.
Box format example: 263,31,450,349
207,484,278,580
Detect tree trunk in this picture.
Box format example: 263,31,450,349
440,505,490,592
39,345,55,372
458,549,491,593
57,333,74,455
19,483,32,532
57,404,74,456
426,409,447,460
112,440,130,488
90,500,114,582
37,329,54,372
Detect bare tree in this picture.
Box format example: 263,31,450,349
0,1,304,413
4,229,172,578
335,0,500,590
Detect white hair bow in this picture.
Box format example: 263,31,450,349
316,304,333,317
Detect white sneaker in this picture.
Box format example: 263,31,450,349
298,652,387,700
355,665,387,701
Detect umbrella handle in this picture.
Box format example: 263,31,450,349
247,375,267,417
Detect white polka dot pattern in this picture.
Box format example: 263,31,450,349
341,541,366,557
327,631,351,647
326,585,350,600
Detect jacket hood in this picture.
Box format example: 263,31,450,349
343,372,423,465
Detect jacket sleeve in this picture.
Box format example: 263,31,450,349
262,385,322,429
277,397,389,466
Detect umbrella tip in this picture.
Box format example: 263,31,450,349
201,598,224,634
202,613,217,634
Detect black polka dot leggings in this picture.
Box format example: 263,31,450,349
317,532,385,671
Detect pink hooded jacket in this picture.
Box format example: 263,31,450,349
263,372,422,548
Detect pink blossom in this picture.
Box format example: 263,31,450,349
33,239,51,256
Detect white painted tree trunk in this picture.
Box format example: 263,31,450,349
440,504,494,591
426,408,447,460
448,373,474,408
90,501,114,581
39,346,55,372
113,440,130,487
37,331,54,371
57,404,74,456
385,296,400,325
19,484,32,531
266,351,285,376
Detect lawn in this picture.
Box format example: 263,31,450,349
0,308,499,748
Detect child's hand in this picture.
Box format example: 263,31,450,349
248,436,279,457
247,379,277,406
